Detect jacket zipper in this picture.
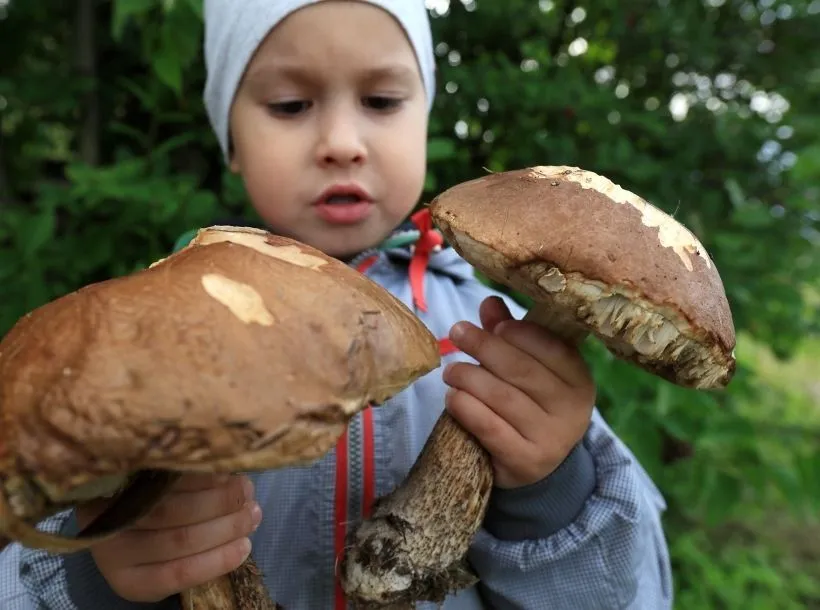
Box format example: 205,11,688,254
334,255,380,610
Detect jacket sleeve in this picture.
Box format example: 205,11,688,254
468,409,674,609
17,510,177,610
0,543,36,609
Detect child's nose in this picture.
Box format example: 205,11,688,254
316,117,367,167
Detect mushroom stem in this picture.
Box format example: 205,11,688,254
340,306,587,606
182,556,282,609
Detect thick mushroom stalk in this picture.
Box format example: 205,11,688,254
181,558,281,610
341,166,736,606
339,411,492,606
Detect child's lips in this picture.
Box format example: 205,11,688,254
314,200,374,225
313,183,374,225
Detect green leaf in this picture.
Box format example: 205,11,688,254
151,45,182,95
21,208,56,258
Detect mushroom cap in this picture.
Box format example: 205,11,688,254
0,226,439,507
429,166,736,389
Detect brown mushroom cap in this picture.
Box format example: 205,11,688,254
0,226,439,510
429,166,736,389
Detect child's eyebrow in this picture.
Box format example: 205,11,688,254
360,65,417,83
244,63,417,89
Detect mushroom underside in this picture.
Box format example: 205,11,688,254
0,400,363,553
0,469,175,553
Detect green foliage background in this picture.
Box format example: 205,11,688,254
1,1,819,607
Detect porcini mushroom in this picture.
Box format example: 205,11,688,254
0,226,440,609
341,166,737,606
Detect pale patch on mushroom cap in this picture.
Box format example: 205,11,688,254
527,166,711,272
192,226,329,270
201,274,276,326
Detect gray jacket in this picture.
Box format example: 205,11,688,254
0,239,673,609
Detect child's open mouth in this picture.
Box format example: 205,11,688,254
314,185,374,225
324,194,361,204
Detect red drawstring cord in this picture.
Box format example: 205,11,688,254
408,208,443,313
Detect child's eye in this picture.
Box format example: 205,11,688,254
267,100,312,116
363,96,403,111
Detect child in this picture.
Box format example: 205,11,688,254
0,1,673,608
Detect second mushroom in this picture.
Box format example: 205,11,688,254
340,166,737,606
0,226,441,610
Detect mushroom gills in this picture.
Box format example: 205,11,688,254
77,470,180,538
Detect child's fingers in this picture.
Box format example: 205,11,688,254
443,361,544,441
112,537,253,603
450,319,592,406
135,476,253,530
449,321,568,404
127,501,260,565
495,320,592,390
445,386,530,465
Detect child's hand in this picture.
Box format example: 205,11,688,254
77,473,261,602
443,296,596,489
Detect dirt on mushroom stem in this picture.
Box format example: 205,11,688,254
339,411,492,606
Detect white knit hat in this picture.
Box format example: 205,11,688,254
203,0,437,161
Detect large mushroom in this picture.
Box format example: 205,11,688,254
0,226,440,609
341,166,737,606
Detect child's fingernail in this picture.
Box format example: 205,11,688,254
250,502,263,528
445,387,456,402
242,477,255,501
450,322,468,340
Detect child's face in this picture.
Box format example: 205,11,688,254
228,1,429,258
